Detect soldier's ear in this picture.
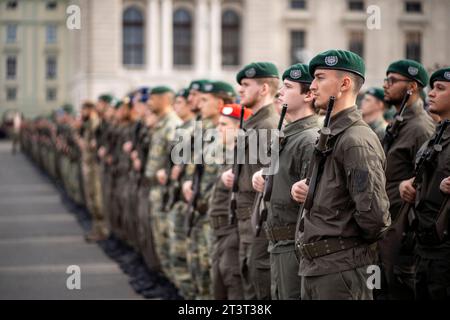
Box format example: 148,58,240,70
304,90,314,103
408,81,418,93
340,76,352,93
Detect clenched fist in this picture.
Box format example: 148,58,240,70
291,179,309,203
399,177,416,204
252,169,265,193
182,181,193,202
440,176,450,195
221,169,234,189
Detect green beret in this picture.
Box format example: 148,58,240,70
429,67,450,89
151,86,174,95
98,94,114,104
61,104,74,115
189,79,210,91
282,63,313,84
386,59,428,87
309,49,365,80
236,62,279,85
365,87,384,102
200,81,236,97
113,98,123,109
176,88,190,99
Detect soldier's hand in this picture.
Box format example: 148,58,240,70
291,179,309,203
399,178,416,203
123,141,133,153
130,150,138,160
252,169,265,193
221,169,234,189
171,165,182,180
440,176,450,195
156,169,168,185
182,181,193,202
133,159,141,171
98,147,106,159
90,139,97,149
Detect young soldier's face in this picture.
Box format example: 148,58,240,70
360,94,383,116
218,115,239,145
148,94,166,114
278,79,304,110
238,79,262,108
187,90,200,111
383,72,412,105
428,81,450,117
310,69,341,110
173,96,189,119
96,100,108,114
199,93,220,119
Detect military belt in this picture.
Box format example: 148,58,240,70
297,237,363,260
210,216,231,230
264,224,296,242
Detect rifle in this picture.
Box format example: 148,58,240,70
228,106,246,225
393,119,449,251
254,104,288,236
185,163,204,237
302,96,336,212
382,90,412,154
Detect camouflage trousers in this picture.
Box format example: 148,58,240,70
139,183,160,271
149,188,171,276
187,213,212,300
167,201,196,299
124,171,140,250
61,156,84,205
110,174,128,239
82,159,107,236
100,165,113,233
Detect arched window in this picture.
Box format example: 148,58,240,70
123,6,144,66
221,10,240,66
173,8,192,66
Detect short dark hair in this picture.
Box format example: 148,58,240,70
213,92,236,104
337,70,364,95
255,77,280,97
82,101,95,109
299,82,311,95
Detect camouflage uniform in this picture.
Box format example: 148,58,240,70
185,118,221,300
145,110,181,276
167,117,196,298
81,113,107,238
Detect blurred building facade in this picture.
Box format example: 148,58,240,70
1,0,450,117
0,0,71,117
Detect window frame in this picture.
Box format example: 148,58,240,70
122,6,145,67
173,7,193,66
6,56,17,79
221,9,241,67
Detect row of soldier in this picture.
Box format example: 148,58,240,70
19,49,450,300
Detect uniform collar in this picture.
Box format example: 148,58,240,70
283,114,319,138
402,98,425,121
437,120,450,141
244,104,276,128
329,106,361,138
155,110,176,130
202,118,217,130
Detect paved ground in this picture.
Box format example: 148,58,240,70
0,141,141,299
